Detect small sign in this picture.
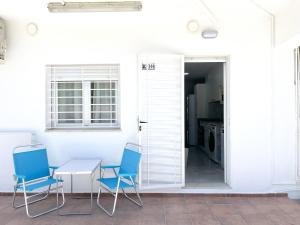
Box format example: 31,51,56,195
142,63,156,71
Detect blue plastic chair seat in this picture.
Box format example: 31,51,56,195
97,177,134,190
17,178,63,192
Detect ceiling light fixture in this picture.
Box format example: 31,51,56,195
47,1,142,12
202,29,218,39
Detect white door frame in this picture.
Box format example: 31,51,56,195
184,56,231,187
295,47,300,183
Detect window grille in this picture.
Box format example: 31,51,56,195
46,64,120,129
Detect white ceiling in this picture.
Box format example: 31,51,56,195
185,62,223,80
250,0,293,14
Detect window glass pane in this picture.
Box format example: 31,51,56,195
91,97,110,104
58,105,82,112
92,120,111,124
57,81,83,124
91,82,110,89
58,113,82,120
91,105,111,112
91,90,111,96
58,90,82,97
90,81,117,124
58,120,82,124
57,82,82,89
58,98,82,104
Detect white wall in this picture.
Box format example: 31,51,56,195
0,132,32,191
271,34,300,188
0,0,276,192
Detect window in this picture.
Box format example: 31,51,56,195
46,64,120,129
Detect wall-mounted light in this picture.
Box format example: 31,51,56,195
48,1,143,12
26,23,38,36
201,29,218,39
186,20,200,33
0,17,6,62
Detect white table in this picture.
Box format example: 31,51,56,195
55,159,101,215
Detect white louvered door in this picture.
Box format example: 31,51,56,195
138,54,185,189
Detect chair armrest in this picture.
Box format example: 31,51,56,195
101,165,120,169
49,166,59,170
118,173,136,177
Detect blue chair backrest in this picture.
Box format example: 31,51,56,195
119,148,141,176
13,148,50,183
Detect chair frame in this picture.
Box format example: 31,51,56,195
96,142,143,216
12,144,65,218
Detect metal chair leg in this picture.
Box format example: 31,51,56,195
12,185,50,209
96,178,120,216
122,177,143,207
15,179,65,218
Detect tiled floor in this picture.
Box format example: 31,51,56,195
1,194,300,225
185,147,225,187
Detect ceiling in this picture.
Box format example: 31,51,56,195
248,0,293,14
185,62,223,80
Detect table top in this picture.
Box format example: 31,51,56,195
54,159,101,175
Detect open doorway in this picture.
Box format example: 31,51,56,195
184,60,226,187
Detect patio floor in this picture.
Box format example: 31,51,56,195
1,194,300,225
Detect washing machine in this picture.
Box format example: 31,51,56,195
199,121,209,154
220,125,224,168
207,123,221,163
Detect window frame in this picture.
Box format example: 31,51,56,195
46,64,121,130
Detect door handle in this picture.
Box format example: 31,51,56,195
138,120,148,131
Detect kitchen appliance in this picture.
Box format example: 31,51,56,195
188,94,197,146
207,123,221,163
194,83,208,118
220,125,224,168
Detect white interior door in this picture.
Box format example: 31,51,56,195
138,54,184,190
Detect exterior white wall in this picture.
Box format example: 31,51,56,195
271,34,300,188
0,0,277,193
0,132,32,191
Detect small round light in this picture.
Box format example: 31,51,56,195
187,20,199,33
26,23,38,36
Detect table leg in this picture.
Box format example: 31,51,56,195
59,173,94,216
90,174,93,210
71,174,73,198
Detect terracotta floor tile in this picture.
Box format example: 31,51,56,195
253,204,283,214
139,214,166,225
266,212,294,225
191,214,221,225
184,203,211,214
277,203,300,214
209,204,239,217
242,213,273,225
1,195,300,225
216,215,247,225
184,195,210,204
165,214,192,225
236,204,259,215
164,204,186,215
163,196,185,205
247,197,277,205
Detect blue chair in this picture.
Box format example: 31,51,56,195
12,144,65,218
96,143,143,216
